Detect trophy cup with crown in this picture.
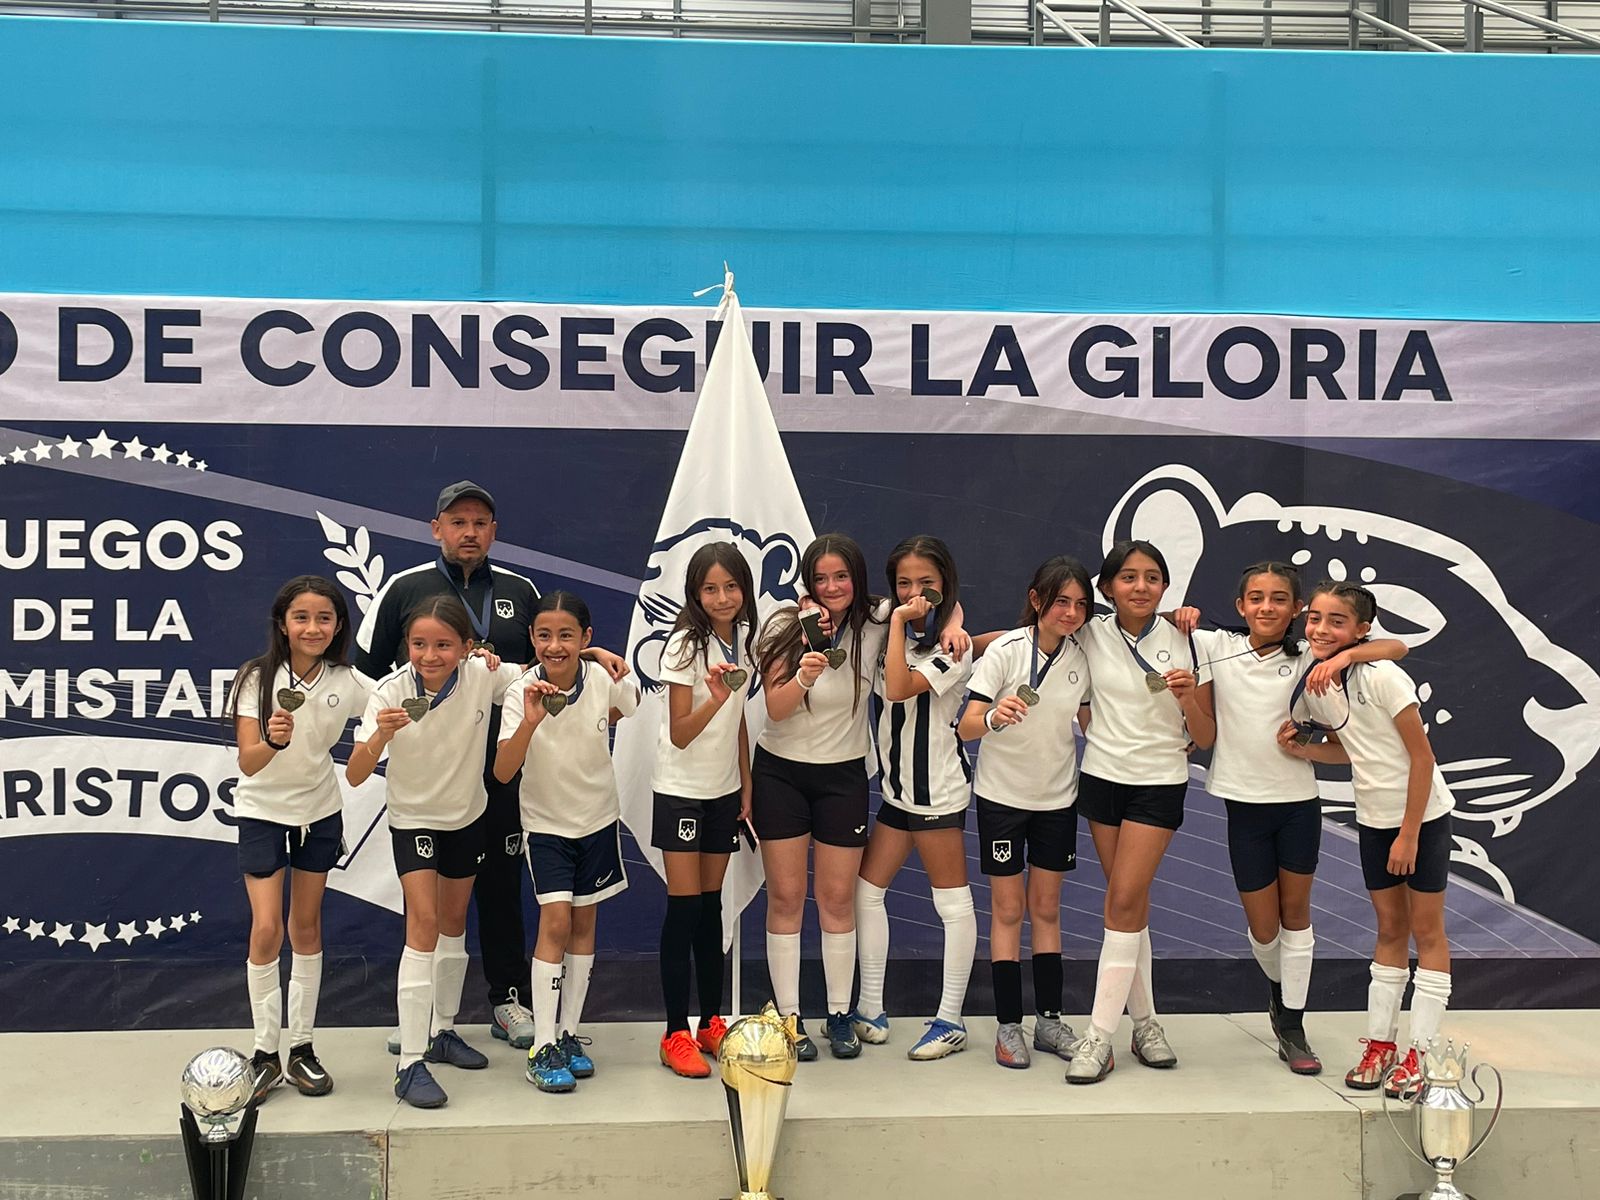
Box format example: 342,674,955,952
1382,1038,1503,1200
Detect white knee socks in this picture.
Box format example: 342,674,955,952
1409,968,1452,1050
820,930,857,1016
430,934,468,1037
560,953,594,1036
1089,929,1142,1039
766,930,801,1017
855,879,890,1017
532,956,562,1048
397,946,433,1067
1279,926,1315,1011
246,960,281,1056
1248,929,1282,983
1126,927,1157,1022
286,952,322,1049
1367,961,1410,1042
931,886,976,1026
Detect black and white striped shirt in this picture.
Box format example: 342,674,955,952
872,641,974,817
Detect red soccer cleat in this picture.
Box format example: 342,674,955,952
660,1030,711,1078
695,1015,729,1059
1344,1038,1397,1091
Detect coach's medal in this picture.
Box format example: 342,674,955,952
1017,685,1040,707
540,692,568,717
824,647,847,670
920,587,942,607
719,1002,797,1200
401,697,429,722
1144,671,1169,694
180,1046,259,1200
275,687,305,712
723,668,749,692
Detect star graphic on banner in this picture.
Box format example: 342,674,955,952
122,436,147,460
116,921,140,945
80,923,110,952
57,435,83,459
87,429,118,458
50,922,75,947
189,911,203,923
2,916,19,934
30,439,53,461
151,443,173,464
8,447,25,463
169,914,187,933
145,917,166,939
175,450,193,468
194,461,208,473
25,919,45,940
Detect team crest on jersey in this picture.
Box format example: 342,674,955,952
1278,664,1294,677
678,818,697,842
327,693,341,706
1155,649,1172,663
991,840,1012,863
414,835,434,860
495,598,515,619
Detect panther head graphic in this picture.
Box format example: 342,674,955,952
1104,464,1600,902
629,517,804,691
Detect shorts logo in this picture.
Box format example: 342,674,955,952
991,840,1012,864
1278,665,1294,677
414,835,434,860
853,824,866,835
677,818,697,842
505,833,523,856
476,852,486,864
495,598,515,619
594,870,615,887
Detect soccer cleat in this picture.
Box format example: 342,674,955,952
1277,1026,1324,1076
492,989,537,1050
695,1014,729,1058
659,1030,712,1078
792,1018,819,1062
248,1051,283,1106
285,1043,334,1097
425,1029,489,1070
1383,1046,1423,1099
1130,1017,1178,1069
1344,1038,1398,1090
1032,1014,1077,1060
1065,1029,1115,1084
849,1009,891,1045
394,1061,448,1108
558,1031,595,1078
907,1018,968,1062
385,1027,401,1056
526,1043,578,1093
825,1012,862,1059
994,1022,1031,1069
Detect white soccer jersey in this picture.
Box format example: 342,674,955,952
230,663,369,825
873,636,974,817
1195,629,1319,804
652,625,749,800
967,628,1092,811
1302,659,1454,829
1076,613,1194,786
758,602,891,765
502,661,642,838
357,656,512,831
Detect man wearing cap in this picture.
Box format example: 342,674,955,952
355,481,624,1054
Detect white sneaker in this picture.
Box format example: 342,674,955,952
1065,1028,1115,1084
907,1018,967,1061
493,988,537,1050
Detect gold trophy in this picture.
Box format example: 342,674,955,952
718,1003,799,1200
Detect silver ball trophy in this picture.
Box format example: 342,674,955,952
179,1047,259,1200
1382,1039,1503,1200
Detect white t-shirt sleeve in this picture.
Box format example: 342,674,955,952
486,659,514,703
912,650,972,696
500,669,529,733
1192,629,1219,688
1371,661,1419,721
231,668,262,720
967,643,1009,703
658,630,700,688
355,687,384,743
609,673,641,718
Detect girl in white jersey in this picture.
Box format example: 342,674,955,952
650,543,758,1079
1066,540,1206,1084
1185,562,1406,1077
348,594,510,1109
957,556,1094,1070
228,575,368,1104
495,591,641,1095
854,536,976,1062
1276,581,1454,1099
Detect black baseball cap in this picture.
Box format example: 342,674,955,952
435,480,496,516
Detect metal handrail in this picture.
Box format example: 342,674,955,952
1103,0,1203,44
1462,0,1600,47
1352,7,1451,48
1036,1,1097,45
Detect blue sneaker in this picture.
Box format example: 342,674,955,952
849,1009,890,1045
394,1061,448,1108
425,1028,489,1070
825,1012,861,1059
907,1018,968,1061
526,1042,577,1093
558,1032,595,1078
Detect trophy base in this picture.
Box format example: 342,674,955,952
1397,1190,1477,1200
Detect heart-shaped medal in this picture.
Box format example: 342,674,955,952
1016,685,1040,707
1144,671,1169,694
401,696,430,721
921,587,943,607
824,648,848,670
276,687,305,712
541,693,568,716
723,668,749,692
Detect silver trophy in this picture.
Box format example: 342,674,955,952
179,1047,259,1200
1383,1038,1503,1200
718,1002,798,1200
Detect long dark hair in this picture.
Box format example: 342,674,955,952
667,542,759,672
1307,579,1378,625
1097,539,1170,604
1237,560,1304,658
227,575,350,726
1018,555,1093,628
884,534,959,642
756,533,883,713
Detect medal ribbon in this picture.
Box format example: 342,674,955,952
285,659,323,694
1030,628,1064,691
1117,615,1165,678
1288,663,1351,735
413,667,460,711
536,662,586,707
435,559,495,643
713,629,739,666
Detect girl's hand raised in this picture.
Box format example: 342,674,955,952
470,645,503,671
265,709,295,746
374,706,411,736
1170,606,1202,635
991,695,1029,728
895,594,932,624
1304,654,1349,696
520,679,560,725
1164,668,1198,701
706,662,741,703
796,651,829,689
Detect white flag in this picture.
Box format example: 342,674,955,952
613,278,816,951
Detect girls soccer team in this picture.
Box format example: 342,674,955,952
228,531,1458,1106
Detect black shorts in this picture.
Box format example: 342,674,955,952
652,790,742,855
526,823,628,906
390,813,488,879
1359,813,1453,893
238,812,344,878
1223,798,1322,893
876,800,967,834
1076,773,1186,831
976,796,1077,876
751,747,869,848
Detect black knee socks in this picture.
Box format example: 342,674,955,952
1032,952,1063,1018
693,889,725,1023
660,893,702,1035
993,960,1024,1026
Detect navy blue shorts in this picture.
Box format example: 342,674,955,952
526,822,629,907
1223,798,1322,893
1359,813,1453,893
238,812,344,878
1076,773,1186,832
876,800,967,834
976,796,1077,876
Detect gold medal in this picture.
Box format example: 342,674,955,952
276,687,304,712
723,668,749,692
824,648,847,670
921,587,943,607
1144,671,1169,694
541,692,568,716
400,696,429,721
1017,685,1040,707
